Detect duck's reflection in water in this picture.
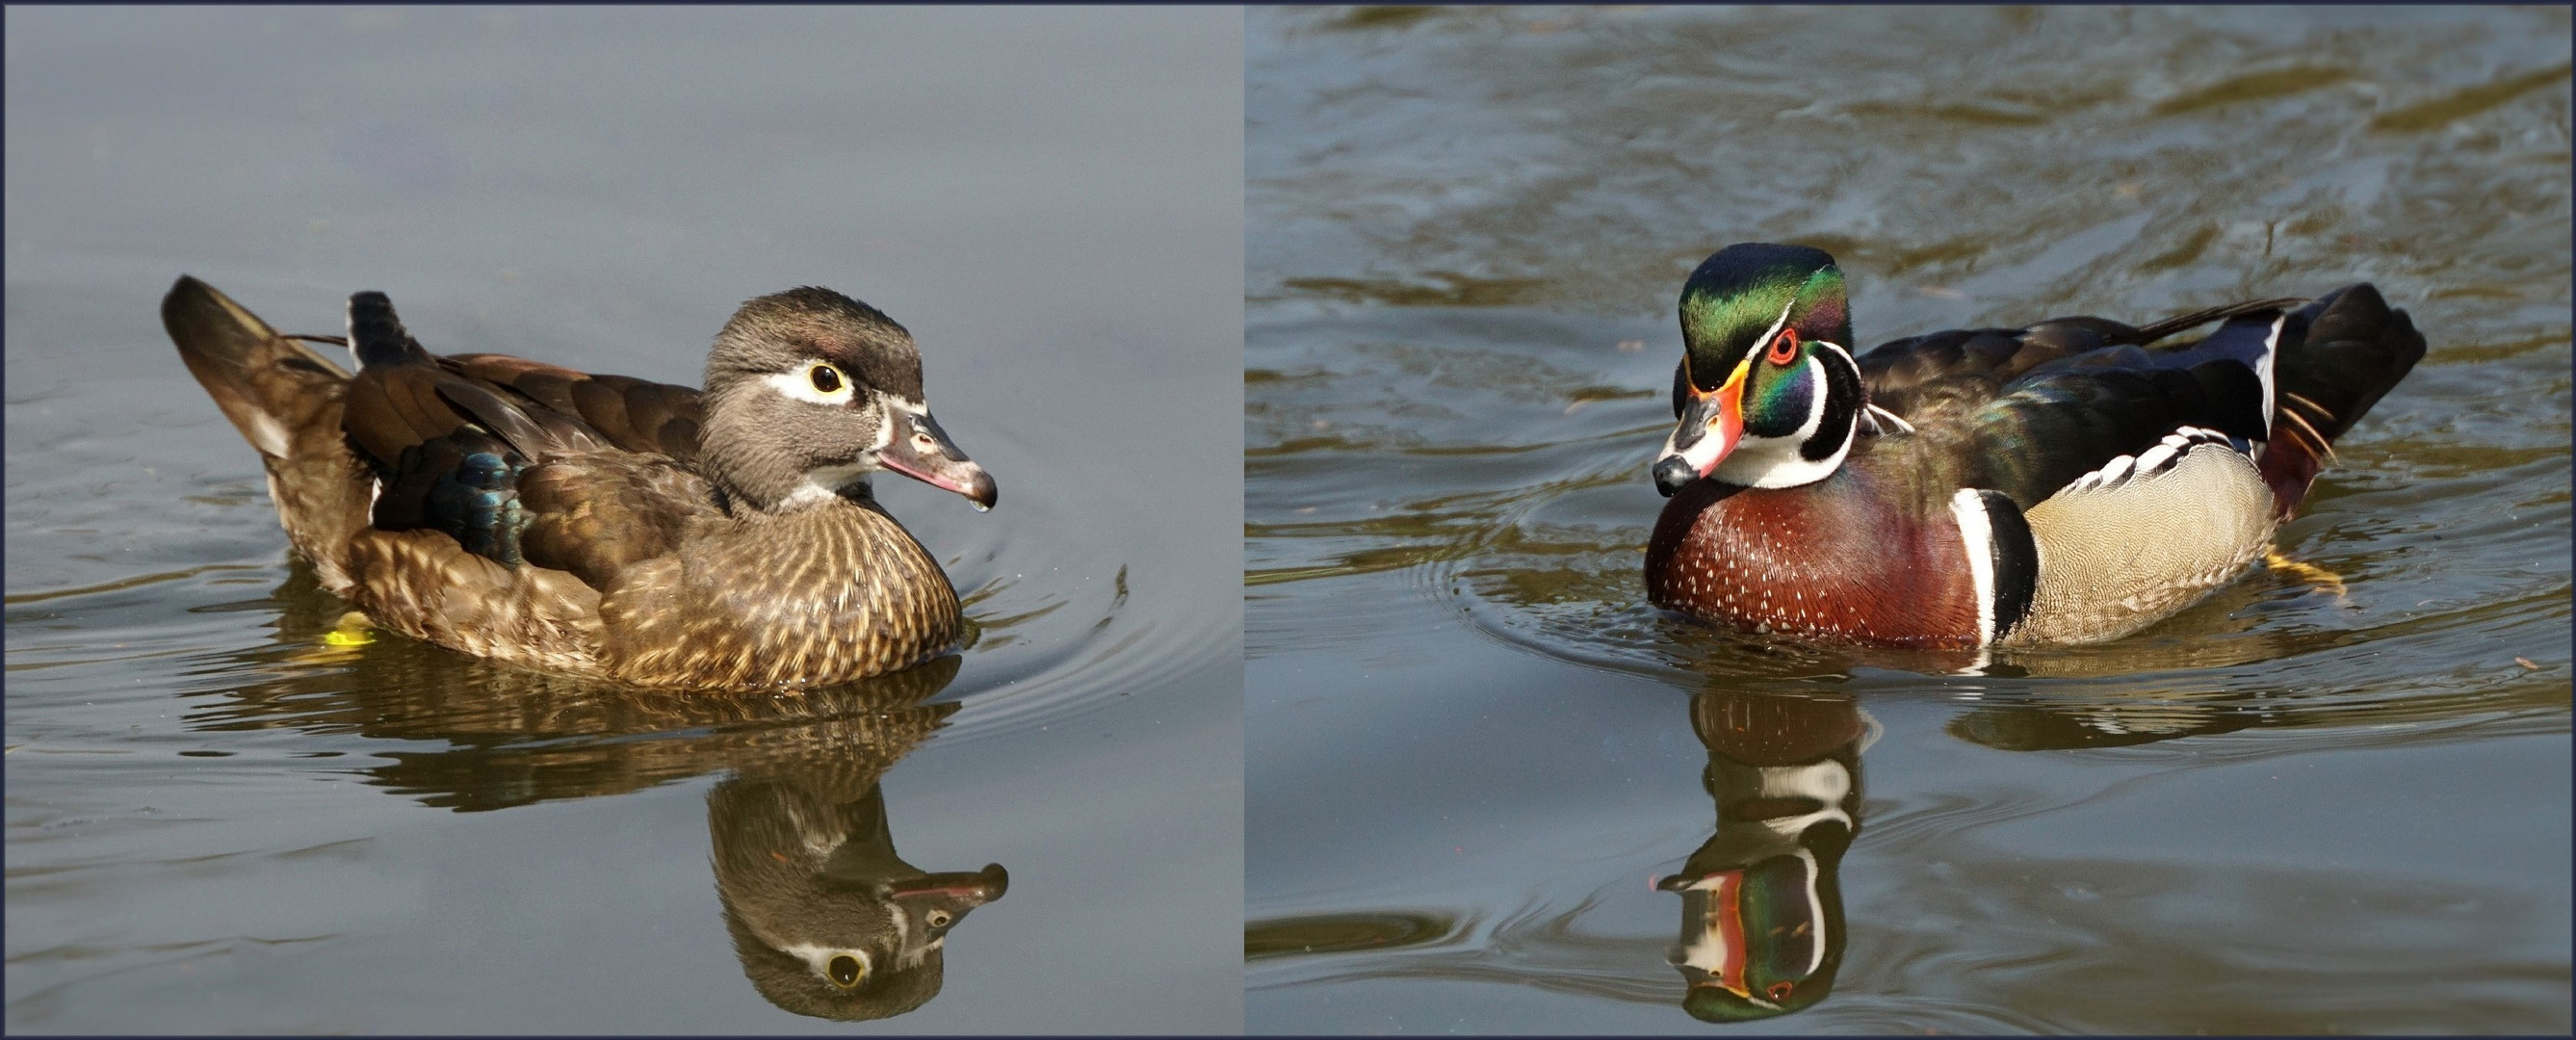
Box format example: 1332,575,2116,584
708,721,1007,1021
1661,689,1870,1023
186,563,1008,1021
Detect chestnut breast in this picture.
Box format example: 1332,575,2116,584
1646,468,1981,648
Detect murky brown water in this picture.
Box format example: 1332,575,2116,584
6,7,1240,1031
1248,5,2570,1032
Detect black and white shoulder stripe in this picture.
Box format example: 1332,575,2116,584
1947,488,2037,646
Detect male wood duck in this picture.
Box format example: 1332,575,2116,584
1646,244,2424,649
162,276,996,689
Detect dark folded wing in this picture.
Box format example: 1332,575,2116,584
1856,299,2306,509
339,293,712,575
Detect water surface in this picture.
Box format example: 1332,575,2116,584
6,8,1243,1031
1247,6,2570,1032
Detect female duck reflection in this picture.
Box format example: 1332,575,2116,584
702,656,1010,1022
188,568,1005,1022
1661,689,1873,1022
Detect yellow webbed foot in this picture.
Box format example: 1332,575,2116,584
2265,550,2348,601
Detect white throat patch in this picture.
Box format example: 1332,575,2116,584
777,461,873,508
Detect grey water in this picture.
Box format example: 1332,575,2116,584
6,7,1241,1031
1247,6,2570,1033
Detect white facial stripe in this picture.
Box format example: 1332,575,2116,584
1792,354,1830,441
1753,296,1798,355
763,366,855,406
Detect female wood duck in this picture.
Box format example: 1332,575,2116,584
162,276,996,689
1646,244,2424,649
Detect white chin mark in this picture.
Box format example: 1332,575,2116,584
1718,437,1841,488
776,482,840,507
779,462,872,507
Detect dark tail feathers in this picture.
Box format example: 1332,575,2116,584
2261,282,2426,514
347,290,434,369
2277,283,2426,445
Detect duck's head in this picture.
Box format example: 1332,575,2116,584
712,771,1010,1022
1653,244,1865,496
1662,853,1845,1022
699,287,997,513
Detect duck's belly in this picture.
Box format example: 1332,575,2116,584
1645,478,1983,649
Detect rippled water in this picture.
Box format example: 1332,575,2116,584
1248,6,2569,1032
6,8,1240,1031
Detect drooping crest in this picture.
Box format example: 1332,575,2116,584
1678,244,1852,391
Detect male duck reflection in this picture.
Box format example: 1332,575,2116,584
1647,244,2423,650
162,277,995,689
1661,689,1868,1022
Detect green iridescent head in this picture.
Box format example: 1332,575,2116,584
1677,243,1854,394
1654,244,1866,494
1667,852,1848,1022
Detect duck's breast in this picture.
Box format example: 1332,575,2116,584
598,501,962,689
1647,468,1983,648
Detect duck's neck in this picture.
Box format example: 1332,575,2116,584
1710,428,1853,489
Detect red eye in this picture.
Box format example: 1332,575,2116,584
1765,328,1801,365
1767,981,1795,1001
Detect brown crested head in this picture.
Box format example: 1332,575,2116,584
711,287,924,403
696,287,994,514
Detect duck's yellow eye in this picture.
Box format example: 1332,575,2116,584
810,364,844,394
827,953,865,989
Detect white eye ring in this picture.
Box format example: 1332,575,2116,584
765,364,856,405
